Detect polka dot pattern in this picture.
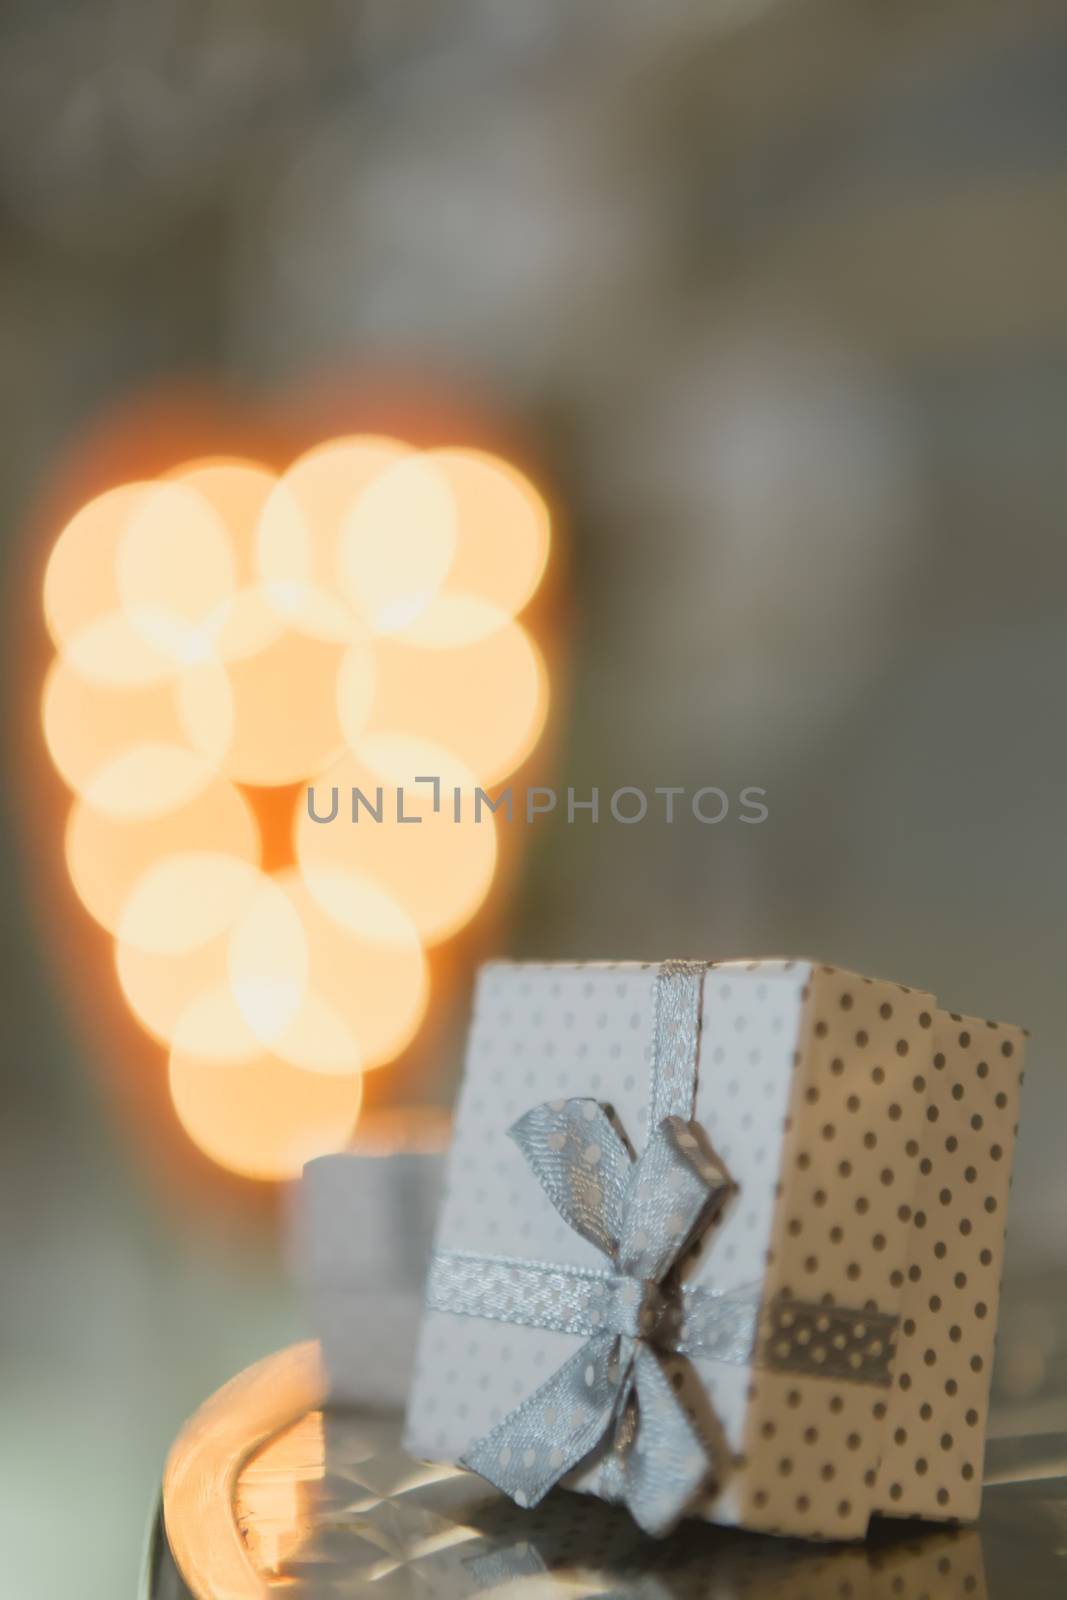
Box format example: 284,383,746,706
874,1010,1024,1522
716,965,933,1538
405,959,1023,1543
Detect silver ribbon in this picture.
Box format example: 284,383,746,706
432,962,898,1537
460,1098,729,1536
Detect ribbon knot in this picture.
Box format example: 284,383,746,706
608,1277,666,1340
461,1096,731,1535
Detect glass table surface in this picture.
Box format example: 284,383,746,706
147,1344,1067,1599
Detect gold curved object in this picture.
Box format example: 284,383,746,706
162,1341,326,1600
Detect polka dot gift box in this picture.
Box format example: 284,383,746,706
404,959,1025,1541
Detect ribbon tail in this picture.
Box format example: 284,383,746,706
622,1347,713,1538
461,1331,620,1510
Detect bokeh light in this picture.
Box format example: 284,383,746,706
41,433,552,1180
168,1049,364,1183
296,737,498,945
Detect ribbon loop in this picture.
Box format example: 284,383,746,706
509,1098,634,1262
618,1115,729,1281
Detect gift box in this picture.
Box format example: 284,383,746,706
405,959,1025,1540
289,1150,445,1406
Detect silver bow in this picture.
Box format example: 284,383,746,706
460,1096,730,1537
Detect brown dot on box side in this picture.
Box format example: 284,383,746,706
937,1488,950,1506
889,1483,903,1500
815,1021,828,1038
916,1456,928,1474
856,1030,869,1047
934,1053,946,1070
880,1002,893,1019
919,1012,932,1028
840,994,853,1011
946,1377,959,1394
831,1057,845,1075
1002,1041,1014,1057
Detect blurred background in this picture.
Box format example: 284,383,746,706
2,1,1067,1593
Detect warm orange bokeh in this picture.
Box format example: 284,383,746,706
41,443,551,1180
